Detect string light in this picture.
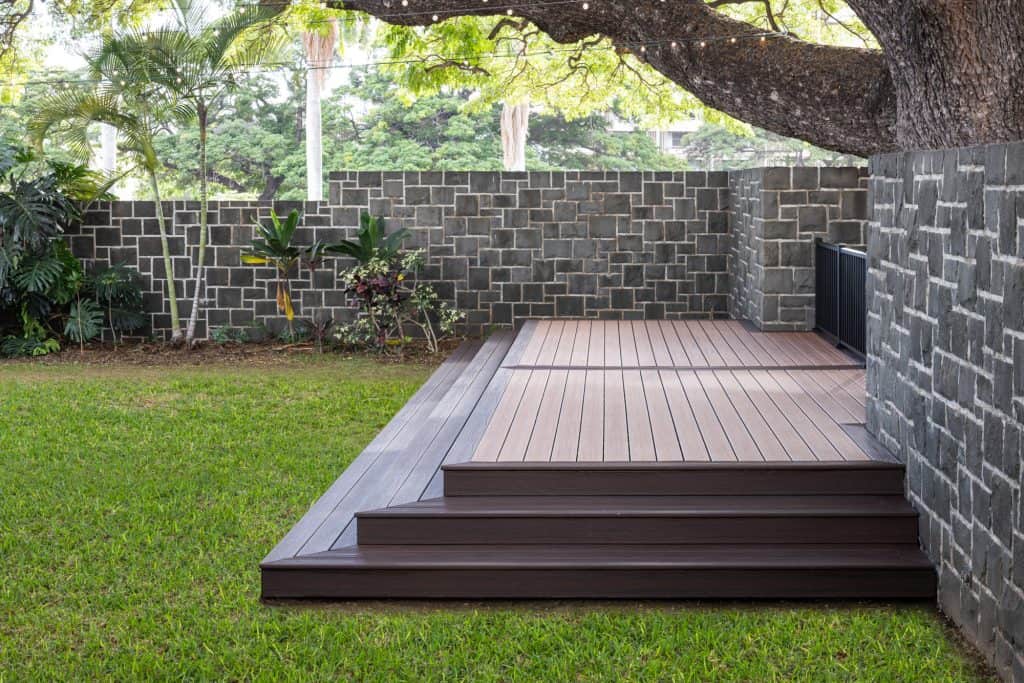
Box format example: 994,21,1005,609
3,25,783,88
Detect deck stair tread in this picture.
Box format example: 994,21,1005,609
358,495,917,517
441,461,907,496
269,543,934,570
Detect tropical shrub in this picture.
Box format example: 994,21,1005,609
335,216,463,353
241,208,331,340
328,212,410,265
0,141,145,356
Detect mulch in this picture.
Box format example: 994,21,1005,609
0,337,462,368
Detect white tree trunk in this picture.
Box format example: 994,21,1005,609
303,22,337,202
99,123,116,173
305,69,323,201
500,101,529,172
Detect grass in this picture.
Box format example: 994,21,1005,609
0,357,993,682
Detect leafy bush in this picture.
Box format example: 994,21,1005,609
328,213,410,265
335,220,463,354
0,141,145,356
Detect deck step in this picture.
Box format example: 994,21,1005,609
355,495,919,545
442,462,906,497
261,543,936,600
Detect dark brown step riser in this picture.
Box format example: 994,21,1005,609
356,516,920,545
263,567,936,600
443,469,906,497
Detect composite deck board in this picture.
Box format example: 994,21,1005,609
619,322,640,367
660,370,712,461
633,321,658,366
745,370,841,461
604,370,629,461
732,371,818,461
605,322,623,368
677,371,735,460
715,370,789,461
789,369,865,424
421,325,534,498
686,321,726,367
332,335,515,548
533,321,561,367
641,370,684,462
262,342,475,564
623,370,657,462
473,370,532,462
648,321,676,366
508,321,861,371
553,321,579,366
696,370,763,461
525,370,568,462
698,321,745,367
578,368,605,462
551,370,586,462
770,372,871,461
498,370,551,461
386,333,516,506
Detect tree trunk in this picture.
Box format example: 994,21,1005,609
305,67,323,201
99,123,116,173
148,170,183,343
303,22,338,202
185,103,209,347
846,0,1024,150
500,101,529,171
336,0,1024,156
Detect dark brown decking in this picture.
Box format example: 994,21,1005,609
261,321,934,601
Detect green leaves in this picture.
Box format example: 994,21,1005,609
64,299,104,343
244,209,304,268
12,255,64,294
0,175,77,252
328,212,410,265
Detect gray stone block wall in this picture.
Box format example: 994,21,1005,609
66,171,732,339
867,143,1024,680
729,166,868,331
68,200,338,340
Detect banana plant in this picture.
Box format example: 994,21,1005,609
241,209,304,338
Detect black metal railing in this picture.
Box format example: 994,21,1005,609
815,240,866,356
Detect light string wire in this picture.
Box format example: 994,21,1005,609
4,29,781,87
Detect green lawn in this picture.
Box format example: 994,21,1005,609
0,358,992,682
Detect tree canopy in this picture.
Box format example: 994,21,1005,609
336,0,1024,156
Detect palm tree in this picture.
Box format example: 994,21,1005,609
96,0,284,346
501,100,529,171
302,20,338,202
28,48,186,342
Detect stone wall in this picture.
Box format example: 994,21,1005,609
729,166,868,331
866,143,1023,680
66,170,732,339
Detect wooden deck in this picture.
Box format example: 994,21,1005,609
475,321,868,463
261,321,932,601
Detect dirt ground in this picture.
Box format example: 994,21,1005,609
0,337,462,368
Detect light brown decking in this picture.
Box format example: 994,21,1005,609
473,321,867,463
511,319,861,369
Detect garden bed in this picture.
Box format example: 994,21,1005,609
0,337,463,368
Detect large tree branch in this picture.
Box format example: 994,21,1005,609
335,0,898,156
